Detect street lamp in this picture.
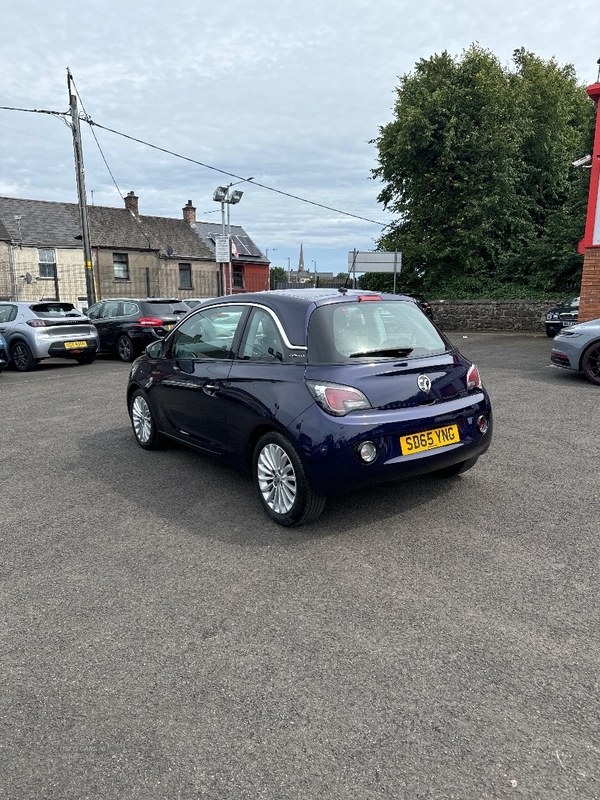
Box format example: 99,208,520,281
213,177,253,294
286,257,291,283
311,259,317,288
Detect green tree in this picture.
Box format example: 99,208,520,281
372,45,595,298
270,266,287,289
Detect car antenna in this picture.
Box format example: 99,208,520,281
338,286,348,294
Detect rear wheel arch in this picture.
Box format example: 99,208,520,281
252,430,326,527
580,340,600,384
10,339,38,371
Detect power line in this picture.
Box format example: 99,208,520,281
1,103,387,226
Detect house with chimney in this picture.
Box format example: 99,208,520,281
0,192,268,307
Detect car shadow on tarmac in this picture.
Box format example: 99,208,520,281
77,424,463,548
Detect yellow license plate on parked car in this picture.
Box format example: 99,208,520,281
64,341,87,349
400,424,460,455
165,324,174,330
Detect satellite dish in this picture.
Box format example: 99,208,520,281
166,246,174,256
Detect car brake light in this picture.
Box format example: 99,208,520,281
466,364,482,390
137,317,165,327
306,381,371,416
26,319,48,327
357,295,382,302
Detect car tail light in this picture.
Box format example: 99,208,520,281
26,319,48,327
306,381,371,416
137,317,165,327
466,364,482,390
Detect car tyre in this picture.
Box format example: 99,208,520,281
253,431,326,527
434,456,478,478
545,329,556,338
581,342,600,386
117,335,135,362
130,389,164,449
75,353,97,365
11,341,38,372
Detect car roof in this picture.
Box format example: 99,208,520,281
198,289,417,346
98,297,181,303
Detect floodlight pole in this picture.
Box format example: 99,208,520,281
226,191,233,295
67,69,95,307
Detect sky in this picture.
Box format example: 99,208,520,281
1,0,598,276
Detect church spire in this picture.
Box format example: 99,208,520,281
298,242,305,272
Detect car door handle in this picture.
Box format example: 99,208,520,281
203,383,219,396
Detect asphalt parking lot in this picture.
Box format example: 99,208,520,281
1,332,599,799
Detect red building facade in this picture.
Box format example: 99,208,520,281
578,81,600,322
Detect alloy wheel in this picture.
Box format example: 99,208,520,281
131,395,153,444
118,336,134,361
256,442,297,514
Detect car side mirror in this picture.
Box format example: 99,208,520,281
146,340,167,359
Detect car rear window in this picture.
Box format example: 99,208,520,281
30,303,81,318
308,301,447,364
145,302,189,316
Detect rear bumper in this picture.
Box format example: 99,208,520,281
47,340,99,358
289,392,493,497
29,332,100,359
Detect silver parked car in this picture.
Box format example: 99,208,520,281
550,318,600,385
0,301,100,371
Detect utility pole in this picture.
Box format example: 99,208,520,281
68,69,95,307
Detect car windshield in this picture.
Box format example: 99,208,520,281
307,300,448,364
30,303,82,318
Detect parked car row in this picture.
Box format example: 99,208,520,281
0,297,205,371
0,294,431,373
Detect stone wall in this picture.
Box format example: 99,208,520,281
431,300,555,332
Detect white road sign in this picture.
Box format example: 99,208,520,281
215,235,230,263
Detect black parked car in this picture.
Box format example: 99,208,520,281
406,294,434,320
86,298,190,361
545,296,579,337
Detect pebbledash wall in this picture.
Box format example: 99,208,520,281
431,300,554,332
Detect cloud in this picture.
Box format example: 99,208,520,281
1,0,598,271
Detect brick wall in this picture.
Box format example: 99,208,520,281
431,300,556,332
578,247,600,322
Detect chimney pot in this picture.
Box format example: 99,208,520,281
183,200,197,225
124,191,139,217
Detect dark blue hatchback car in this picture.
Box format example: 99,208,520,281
127,289,493,526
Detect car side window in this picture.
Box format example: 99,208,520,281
170,305,245,360
0,304,17,323
241,309,284,362
103,301,121,319
86,303,103,320
122,301,138,316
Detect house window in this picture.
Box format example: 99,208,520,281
113,253,129,280
179,263,192,289
38,248,56,279
233,265,244,289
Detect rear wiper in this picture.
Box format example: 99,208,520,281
349,347,413,358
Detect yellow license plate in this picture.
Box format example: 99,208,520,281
165,324,174,330
400,424,460,455
64,341,87,349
